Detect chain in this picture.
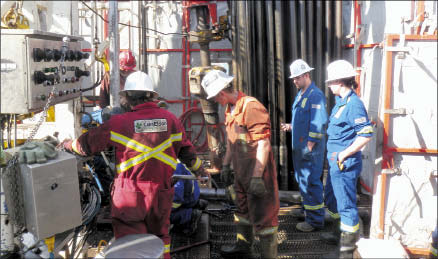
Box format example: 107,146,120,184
1,84,57,234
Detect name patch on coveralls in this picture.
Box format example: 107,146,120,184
134,119,168,133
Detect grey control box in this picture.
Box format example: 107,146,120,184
3,149,82,240
1,29,90,114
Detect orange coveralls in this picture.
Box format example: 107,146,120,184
225,92,279,234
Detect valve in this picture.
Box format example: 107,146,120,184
33,48,45,62
44,48,54,62
53,49,62,61
74,51,90,61
66,50,75,61
75,68,90,78
33,71,55,85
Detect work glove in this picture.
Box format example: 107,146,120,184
193,167,209,184
302,146,313,161
58,139,74,153
248,177,267,197
220,164,234,186
18,140,58,164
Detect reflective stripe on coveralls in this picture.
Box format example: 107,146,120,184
225,92,279,235
291,82,328,228
110,131,182,173
324,91,373,233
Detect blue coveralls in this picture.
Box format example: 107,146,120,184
324,90,373,233
170,163,200,226
291,82,328,228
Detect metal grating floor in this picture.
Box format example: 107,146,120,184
171,194,371,259
170,207,360,258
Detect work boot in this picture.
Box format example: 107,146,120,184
321,219,341,244
258,229,278,259
220,224,255,258
195,199,208,210
183,209,202,236
289,208,305,220
339,231,359,252
296,221,317,232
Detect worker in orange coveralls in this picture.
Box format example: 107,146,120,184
99,50,136,108
62,71,206,259
201,70,279,259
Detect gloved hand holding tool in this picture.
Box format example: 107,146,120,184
19,138,58,164
220,164,233,186
248,177,267,197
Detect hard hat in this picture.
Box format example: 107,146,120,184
122,71,158,98
119,50,136,71
326,60,358,82
289,59,314,78
201,70,234,99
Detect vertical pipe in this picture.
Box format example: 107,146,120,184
354,0,362,96
274,0,288,190
335,1,343,59
142,2,148,74
325,1,333,110
379,35,395,239
197,7,211,66
138,1,142,72
299,1,306,59
109,0,120,107
316,1,323,88
0,182,14,256
196,6,221,170
255,0,267,103
289,1,298,61
307,1,314,66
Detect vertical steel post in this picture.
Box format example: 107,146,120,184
109,0,120,107
0,180,14,256
196,6,221,170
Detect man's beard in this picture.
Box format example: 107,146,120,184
120,102,132,112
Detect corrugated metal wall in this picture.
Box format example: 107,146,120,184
230,0,342,190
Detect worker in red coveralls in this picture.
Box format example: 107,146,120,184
99,50,136,108
202,70,279,259
62,71,206,259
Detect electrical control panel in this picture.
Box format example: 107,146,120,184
3,148,82,240
1,29,90,114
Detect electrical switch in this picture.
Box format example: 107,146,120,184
75,68,90,78
53,49,62,61
33,48,45,62
44,48,54,62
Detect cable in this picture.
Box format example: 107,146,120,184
80,1,213,40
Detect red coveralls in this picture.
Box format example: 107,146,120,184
225,92,279,235
72,102,201,258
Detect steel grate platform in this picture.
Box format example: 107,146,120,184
170,207,360,258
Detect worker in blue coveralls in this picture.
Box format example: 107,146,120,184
170,162,206,236
280,59,328,232
322,60,373,253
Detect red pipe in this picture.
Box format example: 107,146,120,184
344,43,381,49
354,0,362,96
145,48,232,52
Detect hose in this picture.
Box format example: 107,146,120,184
178,106,225,153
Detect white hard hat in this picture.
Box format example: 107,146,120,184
289,59,314,78
201,70,234,99
122,71,158,98
326,60,358,82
